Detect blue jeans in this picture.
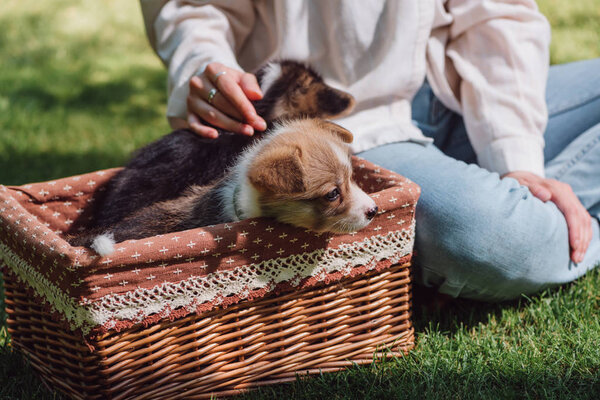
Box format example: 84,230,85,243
359,59,600,301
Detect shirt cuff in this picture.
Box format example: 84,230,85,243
478,136,545,177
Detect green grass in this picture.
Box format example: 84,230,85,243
540,0,600,64
1,0,599,398
0,0,169,185
238,277,600,400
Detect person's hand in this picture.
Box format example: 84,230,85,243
180,62,267,139
503,171,592,263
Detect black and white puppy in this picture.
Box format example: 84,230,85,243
80,119,378,255
92,61,356,229
70,61,378,255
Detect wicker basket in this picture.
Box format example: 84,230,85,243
3,262,412,399
1,158,419,399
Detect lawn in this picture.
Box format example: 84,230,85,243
1,0,600,398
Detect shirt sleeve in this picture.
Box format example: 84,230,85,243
427,0,551,177
140,0,255,121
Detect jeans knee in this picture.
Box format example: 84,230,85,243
414,189,572,301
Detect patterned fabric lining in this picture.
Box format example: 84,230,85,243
0,158,419,336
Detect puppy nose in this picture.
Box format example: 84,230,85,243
365,206,378,220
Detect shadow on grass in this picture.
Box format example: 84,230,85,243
0,9,168,126
237,359,600,400
410,284,515,334
0,149,127,185
237,281,600,400
8,67,166,120
1,272,58,397
410,265,600,335
0,346,64,399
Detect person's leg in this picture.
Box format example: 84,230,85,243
363,58,600,301
543,58,600,161
358,141,600,301
545,123,600,220
422,58,600,220
415,58,600,219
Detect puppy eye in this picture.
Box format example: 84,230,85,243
324,188,340,201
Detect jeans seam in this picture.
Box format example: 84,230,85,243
552,133,600,181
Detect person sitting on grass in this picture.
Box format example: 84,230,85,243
140,0,600,301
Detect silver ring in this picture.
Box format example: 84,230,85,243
207,88,218,104
214,71,227,81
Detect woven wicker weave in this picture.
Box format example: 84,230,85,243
3,262,413,399
1,158,418,398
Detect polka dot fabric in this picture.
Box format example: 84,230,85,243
0,157,419,336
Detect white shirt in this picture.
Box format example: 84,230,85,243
141,0,551,177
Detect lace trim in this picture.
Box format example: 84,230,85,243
0,242,87,331
1,226,414,335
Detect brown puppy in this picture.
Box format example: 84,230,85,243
89,119,377,255
91,60,356,230
240,119,377,233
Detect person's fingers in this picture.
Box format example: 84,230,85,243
211,93,245,121
504,171,592,264
187,96,253,136
189,76,245,121
187,113,218,139
204,64,250,111
548,181,587,263
188,63,267,135
507,174,551,202
575,209,593,263
574,210,584,262
571,218,584,263
585,212,593,255
240,72,264,101
189,124,219,139
528,183,552,202
207,67,266,131
554,192,579,249
187,88,252,135
211,74,258,123
168,116,189,131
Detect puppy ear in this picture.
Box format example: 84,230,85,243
318,120,354,144
316,87,356,118
248,145,305,194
